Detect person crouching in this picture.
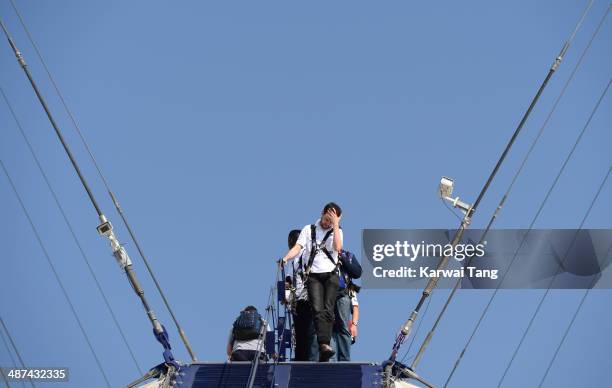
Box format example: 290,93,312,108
227,306,265,361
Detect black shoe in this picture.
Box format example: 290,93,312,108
318,344,335,362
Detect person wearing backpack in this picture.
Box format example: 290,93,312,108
227,306,265,361
281,202,343,362
331,249,362,361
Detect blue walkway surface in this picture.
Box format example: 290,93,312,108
177,361,383,388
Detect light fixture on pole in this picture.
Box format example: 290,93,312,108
439,176,472,216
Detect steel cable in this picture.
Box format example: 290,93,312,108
0,85,143,375
411,2,609,378
444,77,611,387
0,162,112,387
497,164,611,387
5,0,198,362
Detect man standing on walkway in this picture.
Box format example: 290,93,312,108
281,202,343,362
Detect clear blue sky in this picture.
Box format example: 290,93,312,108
0,1,610,387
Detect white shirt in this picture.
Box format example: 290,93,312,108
228,322,271,352
350,291,359,307
228,329,263,352
296,220,343,274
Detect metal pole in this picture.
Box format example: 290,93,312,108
409,0,595,372
387,47,555,368
410,200,502,370
382,6,593,386
0,19,102,217
4,0,197,361
111,191,198,361
246,317,268,388
0,18,175,365
387,217,471,363
385,0,592,369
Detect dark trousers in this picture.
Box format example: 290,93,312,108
292,299,313,361
306,272,339,346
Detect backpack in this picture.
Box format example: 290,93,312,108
338,250,362,293
232,309,262,341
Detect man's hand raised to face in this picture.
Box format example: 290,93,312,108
327,208,341,227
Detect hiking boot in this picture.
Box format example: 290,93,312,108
318,344,335,362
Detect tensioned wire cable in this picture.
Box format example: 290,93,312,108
0,320,28,388
0,364,8,388
496,10,611,381
0,318,34,388
538,218,612,388
0,85,143,376
0,366,8,388
5,0,198,362
387,2,596,376
398,290,434,363
0,326,20,387
1,13,184,371
497,164,611,387
443,77,611,387
0,336,14,388
412,3,610,377
0,162,112,388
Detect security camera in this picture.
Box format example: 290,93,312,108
439,176,454,199
97,221,113,236
439,176,473,216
